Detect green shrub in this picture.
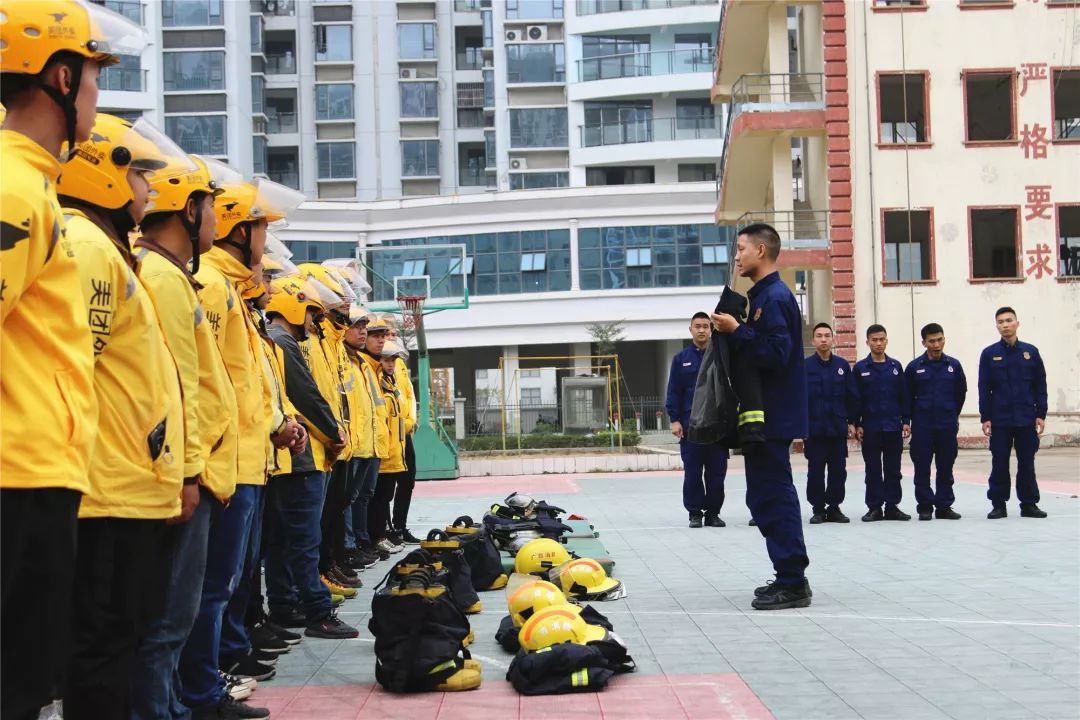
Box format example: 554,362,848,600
459,431,641,452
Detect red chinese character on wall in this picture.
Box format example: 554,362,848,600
1019,63,1049,97
1020,123,1050,159
1025,244,1054,280
1024,185,1052,220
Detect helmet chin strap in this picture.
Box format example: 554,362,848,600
38,57,85,161
178,200,204,274
218,222,253,268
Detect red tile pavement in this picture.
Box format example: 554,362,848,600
248,672,773,719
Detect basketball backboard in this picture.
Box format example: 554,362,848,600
358,243,470,314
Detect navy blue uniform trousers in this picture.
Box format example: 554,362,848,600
910,427,958,512
988,425,1041,506
680,440,727,514
862,430,903,509
744,440,808,586
804,436,847,514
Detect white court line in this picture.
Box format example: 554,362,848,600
600,609,1079,629
314,624,511,670
602,516,1080,532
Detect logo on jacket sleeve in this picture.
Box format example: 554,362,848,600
948,366,954,373
753,307,762,322
838,368,844,375
893,368,898,375
1023,351,1031,360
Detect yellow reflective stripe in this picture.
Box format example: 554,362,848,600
570,668,589,687
429,660,456,674
738,410,765,426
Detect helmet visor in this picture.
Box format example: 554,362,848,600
83,0,149,61
303,276,344,309
323,258,373,297
251,178,305,223
264,233,299,276
124,118,197,177
197,156,245,196
324,267,357,302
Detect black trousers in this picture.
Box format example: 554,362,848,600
368,472,405,544
319,461,352,572
64,517,170,720
392,435,417,531
1,488,81,720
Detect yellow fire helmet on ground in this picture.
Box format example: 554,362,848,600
518,605,606,652
266,275,324,328
514,538,572,576
507,580,569,628
548,558,626,602
57,113,195,213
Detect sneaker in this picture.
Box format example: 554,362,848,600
754,578,812,599
328,566,362,589
268,608,307,629
398,528,423,545
321,575,358,599
809,511,827,525
918,511,933,521
345,548,378,570
1020,503,1047,518
250,621,290,654
305,611,360,639
331,593,344,606
825,507,850,523
751,580,813,611
935,507,962,520
222,672,257,691
222,673,254,701
265,619,303,646
883,506,911,521
221,654,276,682
704,512,726,528
333,563,360,581
377,538,403,555
688,511,703,529
192,695,270,720
861,507,884,522
987,505,1007,519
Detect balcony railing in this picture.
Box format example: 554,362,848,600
267,112,298,133
99,67,147,93
579,116,721,147
268,170,300,189
713,0,728,77
265,54,297,74
459,167,487,187
577,47,714,82
735,210,830,250
577,0,716,15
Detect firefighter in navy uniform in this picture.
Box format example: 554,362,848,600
711,223,810,611
905,323,967,521
852,324,911,522
803,322,856,524
979,307,1048,519
666,311,729,528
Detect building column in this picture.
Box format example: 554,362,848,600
569,218,580,291
766,3,790,77
571,341,591,376
771,136,795,215
501,345,520,434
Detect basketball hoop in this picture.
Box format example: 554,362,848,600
396,294,426,333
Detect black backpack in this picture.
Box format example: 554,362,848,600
419,530,482,614
445,516,508,591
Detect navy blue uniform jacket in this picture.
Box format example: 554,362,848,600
978,339,1047,427
666,343,705,429
804,353,855,438
731,272,807,440
852,355,910,432
905,352,967,431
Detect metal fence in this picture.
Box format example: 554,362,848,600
436,396,671,439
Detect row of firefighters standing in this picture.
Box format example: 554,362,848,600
0,3,418,719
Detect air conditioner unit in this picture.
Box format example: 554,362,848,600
510,158,528,171
400,68,418,80
505,30,519,42
526,26,547,42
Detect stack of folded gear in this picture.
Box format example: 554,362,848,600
444,515,509,591
368,565,481,693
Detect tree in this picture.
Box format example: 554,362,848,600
587,320,625,361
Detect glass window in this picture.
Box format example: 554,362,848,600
315,25,352,62
316,84,354,120
878,73,928,144
674,33,713,73
104,0,143,23
506,44,565,84
702,245,727,264
251,75,265,115
317,142,356,179
162,0,223,27
402,140,440,177
520,253,546,271
402,260,427,276
1059,206,1080,277
483,69,495,107
582,101,652,146
509,172,569,190
678,163,716,182
626,248,651,267
581,35,650,82
585,166,654,186
399,23,437,59
165,115,227,156
506,0,565,18
520,387,542,405
1052,69,1080,140
163,51,225,91
252,136,267,175
882,210,932,281
676,98,715,130
99,55,143,92
250,15,263,53
400,82,438,118
579,224,731,289
509,108,568,148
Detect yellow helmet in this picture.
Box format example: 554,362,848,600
146,155,226,218
514,538,572,575
57,113,194,212
518,606,606,652
507,580,568,628
323,258,371,298
266,276,323,327
215,177,305,241
549,558,626,601
366,314,389,333
0,0,147,75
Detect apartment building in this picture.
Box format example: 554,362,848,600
712,0,1079,437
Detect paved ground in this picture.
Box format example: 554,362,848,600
251,448,1080,720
